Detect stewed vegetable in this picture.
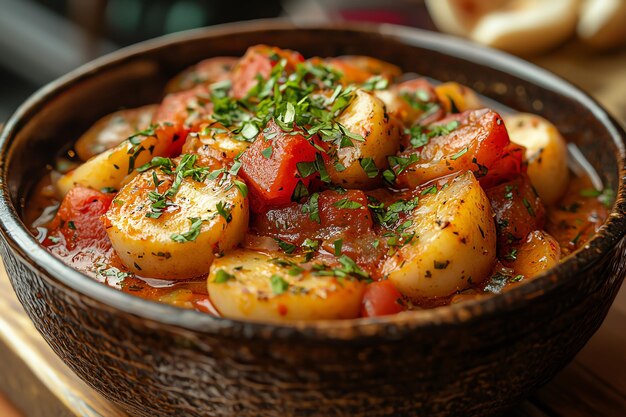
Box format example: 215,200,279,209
28,45,611,321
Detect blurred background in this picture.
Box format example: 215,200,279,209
0,0,624,121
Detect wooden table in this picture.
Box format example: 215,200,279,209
1,40,625,417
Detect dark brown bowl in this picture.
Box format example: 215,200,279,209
1,20,625,417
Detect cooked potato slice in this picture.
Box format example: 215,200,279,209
57,128,171,197
104,162,248,279
327,89,401,188
182,125,250,168
208,250,366,321
74,105,157,161
505,113,569,205
510,230,561,279
434,82,482,113
382,172,496,298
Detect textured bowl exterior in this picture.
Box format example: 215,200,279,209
1,21,625,417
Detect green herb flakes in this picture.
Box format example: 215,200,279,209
270,274,290,294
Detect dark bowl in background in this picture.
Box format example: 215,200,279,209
0,20,625,417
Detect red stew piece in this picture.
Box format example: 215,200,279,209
361,280,405,317
239,120,318,212
252,189,374,245
486,174,546,257
479,143,527,189
231,45,304,99
397,109,511,187
153,85,212,156
46,187,114,250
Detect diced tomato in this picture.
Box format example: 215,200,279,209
231,45,304,99
479,143,527,189
153,84,212,156
318,189,373,232
361,280,405,317
252,189,374,245
239,120,318,211
396,109,510,189
46,187,114,251
165,56,237,94
486,174,546,258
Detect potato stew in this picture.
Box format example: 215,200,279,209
28,45,612,321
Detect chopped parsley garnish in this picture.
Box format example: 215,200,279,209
401,90,438,112
240,122,260,140
359,157,379,178
261,145,273,159
139,154,212,219
127,123,158,144
450,147,468,160
368,195,419,228
421,185,438,195
333,239,343,256
388,154,419,177
505,249,518,261
504,185,514,200
275,238,297,254
302,193,321,223
315,153,331,183
270,274,289,294
510,274,524,283
233,180,248,198
522,198,536,217
580,187,615,208
382,168,396,185
296,160,317,178
301,238,320,252
312,254,370,280
171,217,204,243
405,120,460,149
97,266,131,279
214,269,235,283
216,201,233,223
291,180,309,202
333,198,363,209
361,75,389,91
301,238,319,261
137,156,174,173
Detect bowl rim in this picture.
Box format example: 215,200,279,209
1,19,625,340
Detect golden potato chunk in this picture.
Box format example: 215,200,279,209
327,89,401,189
104,157,248,279
208,249,366,321
74,105,157,161
510,230,561,279
382,172,497,298
506,113,569,205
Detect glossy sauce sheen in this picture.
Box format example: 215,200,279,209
25,46,611,318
